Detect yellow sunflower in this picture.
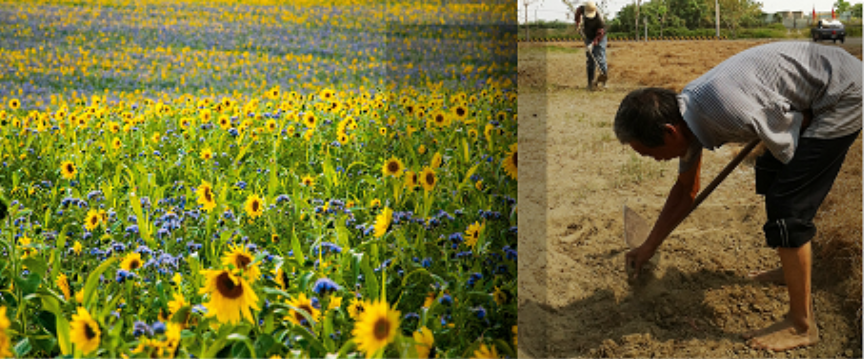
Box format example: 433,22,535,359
453,104,468,121
503,143,517,180
167,292,187,317
347,296,365,320
431,111,448,127
200,147,213,161
196,181,217,212
199,269,260,324
465,221,485,249
244,194,264,219
403,170,418,189
72,240,82,255
284,293,320,327
374,207,393,238
352,299,401,357
111,137,122,151
8,99,20,110
382,157,404,178
84,209,101,231
413,327,434,359
222,243,261,282
431,152,443,169
301,175,315,187
0,307,10,358
420,167,437,192
302,112,317,128
70,307,101,355
120,252,143,271
273,266,290,289
472,343,500,359
56,273,72,300
60,161,77,179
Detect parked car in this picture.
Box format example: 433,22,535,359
811,19,845,43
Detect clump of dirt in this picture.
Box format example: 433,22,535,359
518,39,862,359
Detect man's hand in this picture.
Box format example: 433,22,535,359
586,43,593,53
625,242,657,280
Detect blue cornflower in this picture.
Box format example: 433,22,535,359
312,278,341,295
151,321,166,335
132,321,152,337
475,306,487,319
439,294,453,305
421,257,432,268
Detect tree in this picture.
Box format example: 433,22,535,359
853,3,862,18
522,0,544,40
667,0,711,28
834,0,851,15
705,0,762,38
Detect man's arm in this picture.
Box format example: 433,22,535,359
593,28,605,46
574,6,583,29
627,149,701,277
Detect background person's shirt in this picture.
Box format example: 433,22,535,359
676,41,862,173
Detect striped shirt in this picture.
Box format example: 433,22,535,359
677,42,862,172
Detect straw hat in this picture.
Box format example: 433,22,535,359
584,1,597,19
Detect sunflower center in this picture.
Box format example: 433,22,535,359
373,317,391,340
215,272,244,299
252,200,260,212
295,304,314,325
65,164,74,173
129,259,141,270
387,161,400,173
90,216,98,226
204,189,213,202
425,173,435,185
456,108,465,116
236,254,251,269
435,115,444,123
84,323,97,340
513,151,518,167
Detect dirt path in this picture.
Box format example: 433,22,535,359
518,40,862,358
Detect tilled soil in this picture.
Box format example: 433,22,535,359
518,39,862,358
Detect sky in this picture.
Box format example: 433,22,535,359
517,0,862,23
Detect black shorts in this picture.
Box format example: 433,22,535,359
755,130,860,248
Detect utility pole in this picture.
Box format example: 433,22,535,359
715,0,720,38
635,0,641,41
522,0,542,41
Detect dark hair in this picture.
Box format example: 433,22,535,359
613,87,684,148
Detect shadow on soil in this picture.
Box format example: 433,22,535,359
522,256,858,358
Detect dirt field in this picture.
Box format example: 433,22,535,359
518,39,863,358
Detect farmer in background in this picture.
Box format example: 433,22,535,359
574,1,607,90
613,42,861,351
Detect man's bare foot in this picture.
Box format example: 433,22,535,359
743,316,818,351
748,267,786,285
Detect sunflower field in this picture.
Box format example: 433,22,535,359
0,0,517,358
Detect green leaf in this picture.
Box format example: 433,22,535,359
83,257,116,309
336,339,356,359
290,325,327,355
253,333,276,357
15,273,42,296
56,309,71,355
290,229,305,264
22,257,47,278
227,333,256,359
298,271,315,293
360,254,378,301
13,338,31,358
